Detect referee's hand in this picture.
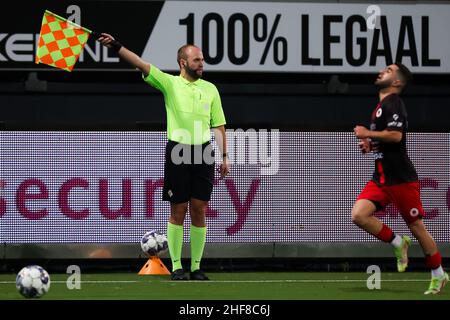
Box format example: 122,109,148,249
219,159,230,179
96,33,115,47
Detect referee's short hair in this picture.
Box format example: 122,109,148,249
177,44,196,68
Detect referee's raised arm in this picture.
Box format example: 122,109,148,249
97,33,151,76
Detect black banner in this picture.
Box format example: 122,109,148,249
0,1,163,70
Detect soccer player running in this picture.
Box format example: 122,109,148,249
352,63,448,294
97,34,230,281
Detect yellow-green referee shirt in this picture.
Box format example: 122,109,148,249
143,65,226,145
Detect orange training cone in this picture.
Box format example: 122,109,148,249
138,256,171,275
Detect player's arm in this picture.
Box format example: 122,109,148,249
97,33,150,76
354,126,402,143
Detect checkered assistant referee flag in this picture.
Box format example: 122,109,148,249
35,10,92,72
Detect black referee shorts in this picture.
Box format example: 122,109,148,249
163,140,215,204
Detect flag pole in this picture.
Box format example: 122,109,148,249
44,10,92,34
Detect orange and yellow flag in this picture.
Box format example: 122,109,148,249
36,10,91,72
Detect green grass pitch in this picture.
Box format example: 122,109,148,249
1,272,449,300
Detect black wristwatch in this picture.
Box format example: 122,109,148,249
222,152,229,158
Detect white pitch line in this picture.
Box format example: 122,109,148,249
0,279,430,284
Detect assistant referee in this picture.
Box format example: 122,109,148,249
98,33,230,281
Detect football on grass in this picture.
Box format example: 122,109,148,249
16,265,51,298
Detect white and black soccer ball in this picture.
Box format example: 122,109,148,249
154,232,168,254
140,230,168,256
141,231,159,256
16,265,51,298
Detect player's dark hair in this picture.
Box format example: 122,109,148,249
394,62,413,87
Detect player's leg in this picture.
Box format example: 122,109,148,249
352,181,395,241
168,202,189,279
351,199,382,235
188,142,215,280
163,140,191,280
353,181,410,272
408,220,448,294
392,181,448,293
189,198,209,280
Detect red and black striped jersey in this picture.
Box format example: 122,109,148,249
369,93,418,185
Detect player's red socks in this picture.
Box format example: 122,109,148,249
375,224,394,243
425,252,442,269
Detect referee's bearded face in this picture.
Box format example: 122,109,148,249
184,47,204,80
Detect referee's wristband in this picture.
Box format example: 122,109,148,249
110,39,123,52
